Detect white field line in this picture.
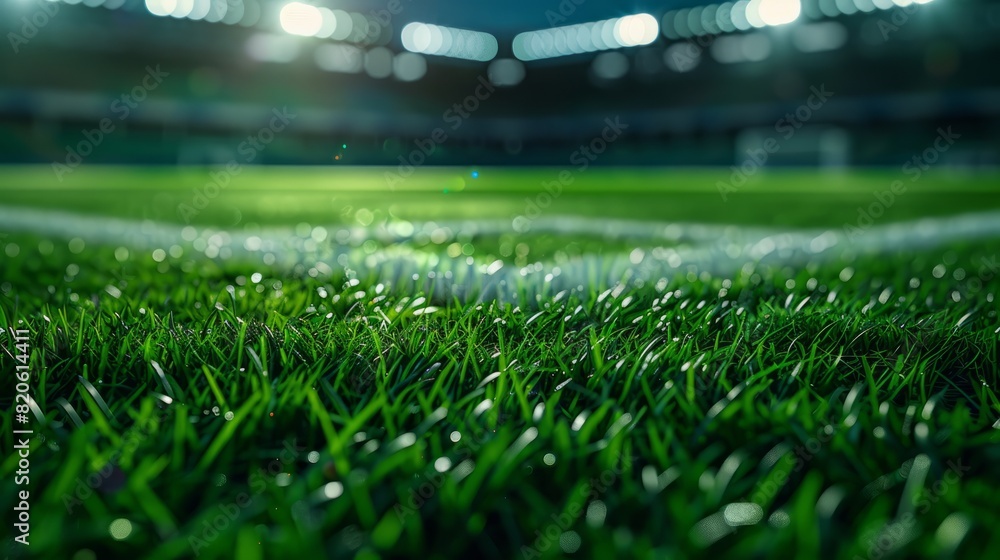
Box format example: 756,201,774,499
3,206,1000,303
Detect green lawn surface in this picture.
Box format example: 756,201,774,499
1,166,999,560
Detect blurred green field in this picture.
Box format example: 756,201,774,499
2,165,999,229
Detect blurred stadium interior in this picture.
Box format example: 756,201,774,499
3,0,999,167
6,4,1000,559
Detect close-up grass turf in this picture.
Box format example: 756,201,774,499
1,166,999,559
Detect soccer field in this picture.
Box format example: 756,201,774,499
2,165,1000,559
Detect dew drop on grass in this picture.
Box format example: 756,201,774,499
68,237,85,254
560,531,581,553
108,519,133,541
723,503,763,526
532,403,545,422
472,399,493,417
323,482,343,499
768,510,790,528
586,501,607,527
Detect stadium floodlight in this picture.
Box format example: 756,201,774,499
745,0,767,28
205,0,229,23
686,7,706,36
279,1,323,37
729,2,751,31
145,0,177,17
401,22,498,62
716,3,736,33
170,0,195,19
758,0,801,26
839,0,862,14
188,0,211,20
615,14,659,47
514,13,658,62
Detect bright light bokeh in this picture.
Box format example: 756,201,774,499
745,0,766,28
401,22,498,62
279,2,322,37
188,0,210,20
758,0,801,26
514,13,658,62
145,0,177,17
615,14,659,47
170,0,194,19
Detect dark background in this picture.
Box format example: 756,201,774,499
2,0,998,167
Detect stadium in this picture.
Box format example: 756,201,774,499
1,0,999,558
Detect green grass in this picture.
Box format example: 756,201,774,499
1,166,999,560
